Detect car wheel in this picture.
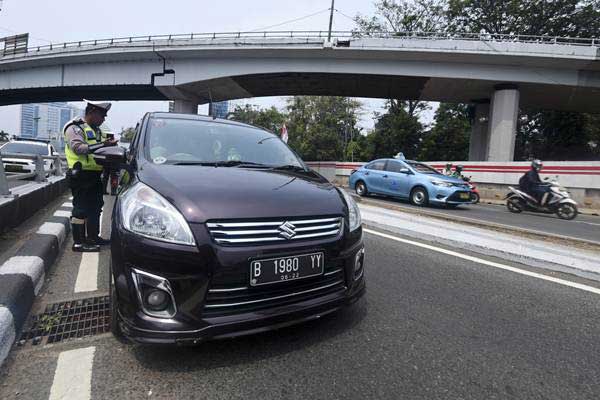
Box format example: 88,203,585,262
410,187,429,206
355,181,368,197
506,197,524,213
556,203,578,220
109,262,129,344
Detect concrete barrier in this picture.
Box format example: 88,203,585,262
306,161,600,210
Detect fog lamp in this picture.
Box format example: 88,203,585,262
146,289,169,311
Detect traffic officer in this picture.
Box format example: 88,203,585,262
64,99,117,252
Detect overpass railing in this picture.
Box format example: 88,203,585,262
7,30,598,57
0,152,65,196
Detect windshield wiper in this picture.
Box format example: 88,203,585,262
271,164,307,172
214,160,272,168
171,161,216,166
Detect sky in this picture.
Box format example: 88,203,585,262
0,0,434,134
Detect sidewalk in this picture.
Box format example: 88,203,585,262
359,203,600,282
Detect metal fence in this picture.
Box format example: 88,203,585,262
3,30,597,58
0,152,64,196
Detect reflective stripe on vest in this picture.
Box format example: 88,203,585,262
64,123,103,171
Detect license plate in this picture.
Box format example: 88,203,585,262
250,252,325,286
460,192,470,200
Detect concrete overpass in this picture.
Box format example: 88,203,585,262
1,31,599,161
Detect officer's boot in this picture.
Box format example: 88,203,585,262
86,216,111,246
71,218,100,252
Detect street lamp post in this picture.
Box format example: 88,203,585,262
327,0,335,42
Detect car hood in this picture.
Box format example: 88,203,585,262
136,163,346,223
426,174,466,184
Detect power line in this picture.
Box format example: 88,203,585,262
334,8,357,24
249,8,331,32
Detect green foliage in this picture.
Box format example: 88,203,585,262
228,104,287,133
286,96,363,161
120,127,136,142
420,104,470,161
362,100,424,161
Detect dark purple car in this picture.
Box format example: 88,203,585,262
102,112,365,344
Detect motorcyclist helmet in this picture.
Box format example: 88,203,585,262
455,165,463,173
531,159,543,172
446,163,453,169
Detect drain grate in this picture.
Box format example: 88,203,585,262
19,296,110,347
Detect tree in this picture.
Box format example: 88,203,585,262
363,100,424,160
227,104,287,134
285,96,363,161
419,103,471,161
120,127,136,142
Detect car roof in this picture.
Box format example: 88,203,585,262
147,112,272,133
5,140,48,146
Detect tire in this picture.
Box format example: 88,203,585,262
471,193,480,204
355,181,368,197
507,197,524,213
556,203,578,220
410,187,429,206
109,262,129,344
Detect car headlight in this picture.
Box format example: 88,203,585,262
120,182,196,246
431,180,454,188
339,189,362,232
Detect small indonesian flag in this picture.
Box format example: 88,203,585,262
281,123,288,143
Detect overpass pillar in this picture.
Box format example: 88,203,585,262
172,100,198,114
487,84,520,161
468,102,490,161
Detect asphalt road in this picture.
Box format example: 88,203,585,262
350,191,600,243
2,204,600,399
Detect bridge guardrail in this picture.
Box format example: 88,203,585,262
0,152,65,196
2,30,596,58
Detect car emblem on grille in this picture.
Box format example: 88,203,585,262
278,221,297,240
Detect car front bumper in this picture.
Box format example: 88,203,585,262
111,215,366,345
429,187,472,205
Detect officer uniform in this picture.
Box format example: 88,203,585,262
64,100,112,252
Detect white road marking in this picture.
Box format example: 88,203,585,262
364,228,600,296
74,252,99,293
578,221,600,227
53,210,71,218
49,346,95,400
62,202,73,208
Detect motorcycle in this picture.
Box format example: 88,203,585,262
505,178,578,220
462,176,480,204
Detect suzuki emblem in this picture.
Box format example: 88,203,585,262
278,221,297,240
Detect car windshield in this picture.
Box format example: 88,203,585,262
145,118,303,168
406,161,441,175
0,142,48,156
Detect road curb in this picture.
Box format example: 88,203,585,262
350,193,600,250
0,208,70,367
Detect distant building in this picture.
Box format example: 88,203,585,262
210,101,231,119
19,102,84,150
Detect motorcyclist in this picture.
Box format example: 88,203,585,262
451,165,465,180
519,159,546,205
443,163,453,176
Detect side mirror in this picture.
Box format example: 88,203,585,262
399,168,411,174
93,146,126,167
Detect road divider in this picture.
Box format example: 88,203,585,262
364,228,600,296
359,204,600,282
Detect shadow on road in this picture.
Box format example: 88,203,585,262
131,297,368,372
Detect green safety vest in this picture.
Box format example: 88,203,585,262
64,122,105,171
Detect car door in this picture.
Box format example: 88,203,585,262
363,160,388,195
384,160,413,198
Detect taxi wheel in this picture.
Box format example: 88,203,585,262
410,187,429,206
109,263,129,344
355,181,368,197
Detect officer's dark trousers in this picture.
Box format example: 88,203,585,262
69,170,104,225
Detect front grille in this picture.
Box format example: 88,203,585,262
207,216,343,245
202,265,346,316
